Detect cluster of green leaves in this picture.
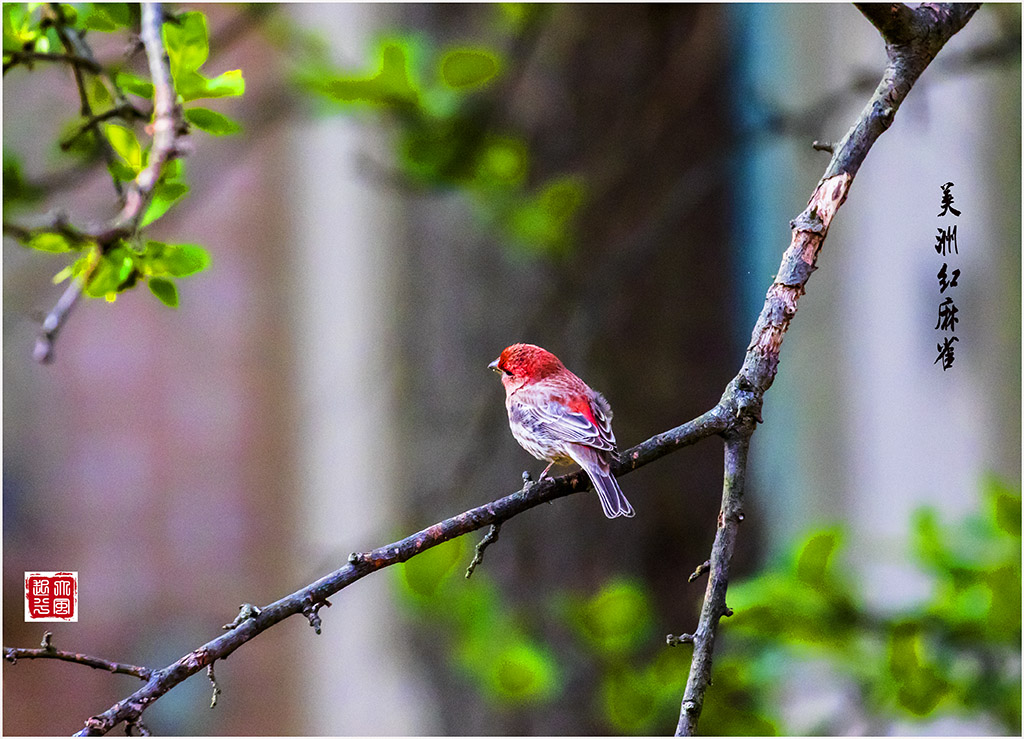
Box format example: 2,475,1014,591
4,4,245,308
273,6,585,257
49,234,210,308
394,536,699,733
721,475,1021,734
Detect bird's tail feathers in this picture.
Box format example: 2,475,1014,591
571,446,635,519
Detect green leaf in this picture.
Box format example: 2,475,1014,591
140,183,190,227
887,621,950,715
163,11,209,82
986,564,1022,639
201,68,245,98
106,158,137,183
601,669,658,733
55,4,77,27
315,42,418,109
115,72,154,99
911,507,945,570
85,248,135,298
397,537,463,598
148,277,179,307
486,640,557,702
796,530,840,587
3,151,43,209
143,241,210,277
478,136,528,185
26,232,73,253
506,176,586,255
440,48,500,89
184,107,241,135
984,476,1021,538
82,6,115,31
32,29,50,54
82,3,132,31
163,157,185,183
178,68,245,102
572,578,652,655
89,76,112,108
103,123,143,172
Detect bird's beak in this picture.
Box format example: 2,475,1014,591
488,358,500,373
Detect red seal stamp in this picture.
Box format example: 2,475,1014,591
25,572,78,622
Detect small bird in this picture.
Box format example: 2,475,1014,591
489,343,634,518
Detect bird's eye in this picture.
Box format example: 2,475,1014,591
503,368,513,376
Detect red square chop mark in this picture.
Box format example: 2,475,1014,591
25,572,78,622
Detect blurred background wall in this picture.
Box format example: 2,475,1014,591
3,3,1019,735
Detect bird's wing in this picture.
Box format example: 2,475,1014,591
510,395,616,452
589,390,617,448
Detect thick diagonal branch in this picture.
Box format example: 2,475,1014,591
46,407,728,736
672,3,979,736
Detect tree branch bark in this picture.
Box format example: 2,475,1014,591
1,49,102,74
676,435,748,735
4,638,152,682
671,3,979,735
15,408,727,735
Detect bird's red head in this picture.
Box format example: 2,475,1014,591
489,343,566,385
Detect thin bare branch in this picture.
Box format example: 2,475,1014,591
4,636,152,681
676,436,749,735
60,103,150,151
2,49,102,74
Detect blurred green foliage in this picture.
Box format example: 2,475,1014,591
269,6,586,258
717,475,1021,734
3,4,244,308
396,537,559,704
397,477,1020,735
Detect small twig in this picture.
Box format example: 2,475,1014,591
3,636,152,681
465,523,502,578
221,603,262,631
811,140,834,153
206,663,221,709
33,276,86,364
46,3,125,202
301,597,331,635
2,50,102,75
666,633,695,647
687,560,711,583
124,718,150,737
60,103,150,151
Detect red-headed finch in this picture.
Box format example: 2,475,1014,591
489,343,634,518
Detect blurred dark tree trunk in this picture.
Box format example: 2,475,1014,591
393,4,754,733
